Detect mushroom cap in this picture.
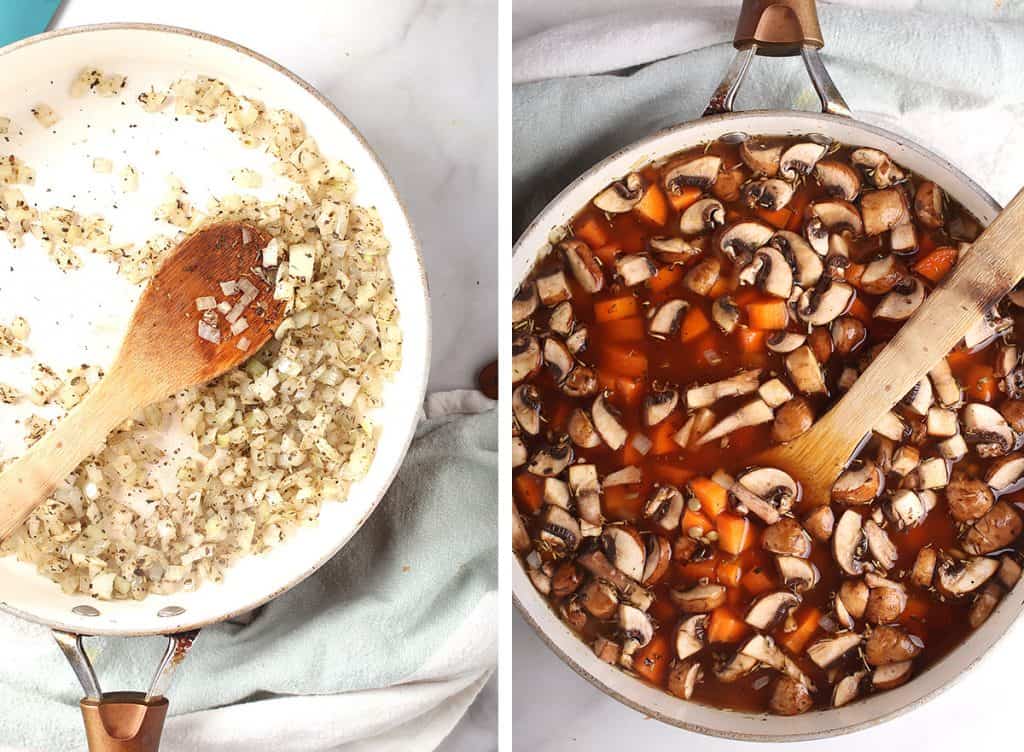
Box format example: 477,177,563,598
768,676,814,716
798,280,853,326
860,188,909,236
720,220,774,260
740,139,783,176
776,555,820,592
833,509,865,575
512,281,538,324
664,155,722,192
873,277,925,321
763,518,812,558
963,502,1023,555
864,625,922,666
815,160,861,201
680,198,726,236
594,172,646,213
779,141,828,180
962,403,1016,458
744,178,795,212
512,383,542,435
745,590,800,630
601,526,647,581
936,555,999,597
811,200,864,235
831,460,882,504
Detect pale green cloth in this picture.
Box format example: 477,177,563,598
0,406,497,751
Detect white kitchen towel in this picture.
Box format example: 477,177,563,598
0,393,497,752
513,0,1024,239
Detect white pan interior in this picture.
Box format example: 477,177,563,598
0,25,429,636
512,110,1015,741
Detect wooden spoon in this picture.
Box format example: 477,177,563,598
757,186,1024,506
0,221,286,540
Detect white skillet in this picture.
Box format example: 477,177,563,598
512,0,1015,741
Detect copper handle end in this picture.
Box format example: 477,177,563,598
734,0,824,55
80,693,169,752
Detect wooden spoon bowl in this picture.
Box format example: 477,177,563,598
0,221,285,539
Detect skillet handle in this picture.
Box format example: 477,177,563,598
704,0,850,117
54,630,200,752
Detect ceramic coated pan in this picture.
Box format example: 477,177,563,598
512,0,1012,741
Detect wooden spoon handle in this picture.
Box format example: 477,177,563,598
819,185,1024,456
0,372,136,540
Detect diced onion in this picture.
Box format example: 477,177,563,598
631,434,652,456
194,296,217,311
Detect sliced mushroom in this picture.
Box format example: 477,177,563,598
839,579,869,620
528,565,551,595
864,582,906,624
785,345,827,395
766,331,807,354
810,200,864,236
602,526,646,581
740,246,794,299
615,254,657,287
512,506,530,553
644,485,685,533
561,240,605,293
670,583,727,613
890,222,917,254
850,148,905,189
763,518,812,558
771,231,823,288
512,384,542,435
593,635,622,665
984,452,1024,492
779,141,827,180
807,631,862,669
873,411,906,442
964,307,1012,350
910,546,937,588
712,296,740,333
664,155,722,192
758,378,793,409
805,216,830,255
873,277,924,321
969,582,1002,628
594,172,646,213
686,369,762,409
667,659,704,700
963,501,1023,555
914,181,945,229
566,326,588,354
648,299,689,337
649,236,701,264
512,435,527,468
568,408,603,449
512,334,542,384
929,359,962,408
962,403,1016,458
673,408,716,449
683,256,722,296
769,676,814,716
619,604,655,651
714,651,759,683
905,456,949,491
740,140,783,176
561,365,599,398
538,505,581,553
744,178,794,212
536,269,572,306
580,579,619,618
512,282,538,324
860,188,909,236
945,470,995,522
696,399,774,446
902,378,935,418
803,505,835,542
885,489,927,530
1000,399,1024,434
639,535,672,587
833,510,865,576
938,434,968,462
865,625,922,666
720,220,775,260
833,671,867,708
864,520,898,571
679,198,725,236
604,466,643,487
527,440,573,477
812,159,861,200
642,388,679,428
776,555,820,592
674,624,704,662
544,478,571,509
832,460,882,504
935,555,998,597
548,300,574,336
730,467,798,525
998,554,1023,589
872,660,913,689
592,394,628,450
858,254,907,295
543,337,573,383
745,590,800,630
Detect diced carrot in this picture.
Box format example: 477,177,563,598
574,215,610,248
513,473,544,515
777,607,821,654
603,484,644,522
678,556,719,583
691,332,724,368
689,477,729,519
682,508,713,536
633,632,672,685
593,243,620,267
847,296,873,323
649,462,695,486
845,262,865,286
732,287,762,306
649,414,683,456
707,606,749,643
647,264,685,293
622,432,645,466
726,587,744,606
785,188,812,231
746,299,788,330
740,564,776,596
600,316,645,342
917,231,937,256
667,185,702,212
594,295,639,323
735,326,766,353
600,344,648,377
679,306,711,343
756,206,794,229
913,246,958,283
708,276,731,299
716,512,755,555
596,368,617,393
614,376,645,407
966,363,998,402
634,184,669,226
716,559,743,588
